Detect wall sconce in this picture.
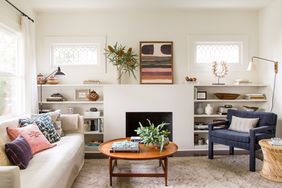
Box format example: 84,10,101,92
39,67,65,113
248,56,278,74
248,56,279,112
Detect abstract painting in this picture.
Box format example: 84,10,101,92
140,41,173,84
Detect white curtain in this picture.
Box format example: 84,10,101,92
21,16,38,114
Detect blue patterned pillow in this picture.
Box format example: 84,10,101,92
5,136,33,169
19,114,60,143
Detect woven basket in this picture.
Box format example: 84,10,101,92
259,139,282,182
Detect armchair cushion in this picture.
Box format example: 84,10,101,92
210,129,250,143
229,116,259,132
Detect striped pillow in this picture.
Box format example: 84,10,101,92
229,116,259,132
5,136,33,169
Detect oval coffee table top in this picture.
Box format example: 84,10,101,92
99,138,178,160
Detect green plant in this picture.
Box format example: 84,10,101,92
135,119,170,151
105,42,138,79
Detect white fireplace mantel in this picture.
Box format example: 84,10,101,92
104,84,194,150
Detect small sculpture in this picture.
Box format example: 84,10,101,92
212,61,228,85
87,90,99,101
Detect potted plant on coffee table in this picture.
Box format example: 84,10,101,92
135,119,170,151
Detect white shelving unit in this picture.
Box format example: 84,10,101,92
193,84,269,150
37,83,105,154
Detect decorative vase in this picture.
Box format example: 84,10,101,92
116,69,121,84
196,103,204,114
205,104,213,115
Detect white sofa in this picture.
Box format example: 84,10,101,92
0,114,85,188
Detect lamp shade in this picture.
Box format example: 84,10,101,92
247,61,255,71
54,67,65,76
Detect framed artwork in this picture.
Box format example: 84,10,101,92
139,41,173,84
196,91,207,100
75,89,89,101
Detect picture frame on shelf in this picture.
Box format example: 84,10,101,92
197,91,207,100
139,41,173,84
75,89,89,101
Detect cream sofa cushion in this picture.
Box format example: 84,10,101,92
0,137,11,166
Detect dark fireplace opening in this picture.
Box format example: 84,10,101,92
126,112,173,141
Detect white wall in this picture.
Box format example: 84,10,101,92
36,9,259,84
259,0,282,136
104,85,194,150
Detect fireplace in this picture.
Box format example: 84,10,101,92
126,112,173,141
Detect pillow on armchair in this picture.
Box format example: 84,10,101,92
229,116,259,133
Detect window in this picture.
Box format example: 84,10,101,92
0,24,23,118
46,36,106,73
195,42,241,64
188,35,248,71
52,43,100,66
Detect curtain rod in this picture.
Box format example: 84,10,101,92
5,0,34,23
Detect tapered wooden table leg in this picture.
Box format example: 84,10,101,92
109,157,113,186
164,158,168,186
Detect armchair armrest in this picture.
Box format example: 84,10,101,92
250,126,275,139
0,166,20,188
208,120,229,131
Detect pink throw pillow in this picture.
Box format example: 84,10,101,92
7,123,55,154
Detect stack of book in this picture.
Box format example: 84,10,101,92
244,94,266,100
111,141,139,152
46,96,64,101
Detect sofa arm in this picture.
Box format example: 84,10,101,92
208,120,229,131
0,166,20,188
61,114,84,134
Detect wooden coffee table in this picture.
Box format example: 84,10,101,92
99,138,178,186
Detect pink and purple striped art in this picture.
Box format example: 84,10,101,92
140,41,173,84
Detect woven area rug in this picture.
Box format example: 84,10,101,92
72,155,281,188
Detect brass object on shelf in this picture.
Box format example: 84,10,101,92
87,90,99,101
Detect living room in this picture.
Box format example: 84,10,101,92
0,0,282,187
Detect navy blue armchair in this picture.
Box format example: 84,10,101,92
208,109,277,171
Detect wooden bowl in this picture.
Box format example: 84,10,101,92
214,93,240,100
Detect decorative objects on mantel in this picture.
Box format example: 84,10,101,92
140,41,173,84
105,42,138,84
185,76,197,83
212,61,228,85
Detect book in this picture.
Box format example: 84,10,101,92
110,141,139,152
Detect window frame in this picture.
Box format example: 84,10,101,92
45,36,107,73
187,35,249,72
0,23,24,120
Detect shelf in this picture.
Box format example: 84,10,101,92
84,131,104,135
39,101,103,104
84,145,100,153
194,99,267,102
194,114,227,118
84,116,104,120
37,84,104,87
194,84,268,87
194,130,208,133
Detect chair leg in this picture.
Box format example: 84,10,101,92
208,140,214,159
249,148,256,172
229,146,234,155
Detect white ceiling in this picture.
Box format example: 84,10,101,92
26,0,274,11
